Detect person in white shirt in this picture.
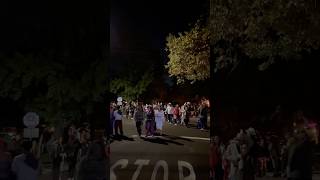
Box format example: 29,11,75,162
113,106,123,136
11,141,39,180
165,103,173,124
154,106,165,135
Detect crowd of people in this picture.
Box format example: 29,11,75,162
209,111,319,180
109,98,210,138
0,123,108,180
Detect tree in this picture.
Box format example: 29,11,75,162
165,21,210,84
110,71,153,101
0,53,107,125
210,0,320,71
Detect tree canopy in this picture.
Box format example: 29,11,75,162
165,21,210,84
0,53,107,125
210,0,320,71
110,71,153,101
166,0,320,84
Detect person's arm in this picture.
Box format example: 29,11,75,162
11,157,18,175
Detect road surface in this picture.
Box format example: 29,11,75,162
110,116,209,180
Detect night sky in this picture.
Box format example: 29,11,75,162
110,0,209,78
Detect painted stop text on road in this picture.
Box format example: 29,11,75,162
111,159,196,180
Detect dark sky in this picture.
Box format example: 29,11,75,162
110,0,209,79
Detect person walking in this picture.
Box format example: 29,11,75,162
11,141,39,180
154,106,165,135
113,106,124,136
134,105,145,137
145,106,155,137
173,104,180,126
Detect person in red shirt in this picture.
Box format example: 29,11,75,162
173,104,180,125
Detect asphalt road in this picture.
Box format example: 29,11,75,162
110,116,210,180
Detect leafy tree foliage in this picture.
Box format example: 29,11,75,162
210,0,320,71
110,71,153,101
165,21,210,84
0,53,107,125
166,0,320,84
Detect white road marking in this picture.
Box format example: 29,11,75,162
151,160,169,180
110,159,197,180
130,135,209,141
132,159,150,180
178,161,196,180
110,159,129,180
179,136,210,141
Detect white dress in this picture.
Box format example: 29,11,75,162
155,110,165,130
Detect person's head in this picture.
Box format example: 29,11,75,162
214,136,220,145
240,144,248,155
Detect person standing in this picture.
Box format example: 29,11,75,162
154,106,165,135
0,139,13,180
77,141,107,180
180,103,186,126
134,105,145,137
199,103,208,130
11,141,39,180
166,103,173,124
287,117,313,180
113,106,123,136
109,105,115,137
238,143,255,180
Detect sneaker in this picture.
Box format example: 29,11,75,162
200,128,204,130
174,124,177,126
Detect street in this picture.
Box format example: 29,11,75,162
110,117,209,180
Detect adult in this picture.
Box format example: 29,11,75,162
64,130,81,180
77,142,107,180
166,103,173,124
145,106,155,137
11,141,39,180
113,106,123,136
180,104,186,126
154,106,165,135
287,116,313,180
199,103,208,130
0,139,13,180
225,138,241,180
209,136,224,180
134,105,145,137
109,105,115,137
173,104,180,125
238,144,255,180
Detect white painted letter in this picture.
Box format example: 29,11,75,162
132,159,150,180
110,159,129,180
178,161,196,180
151,160,169,180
